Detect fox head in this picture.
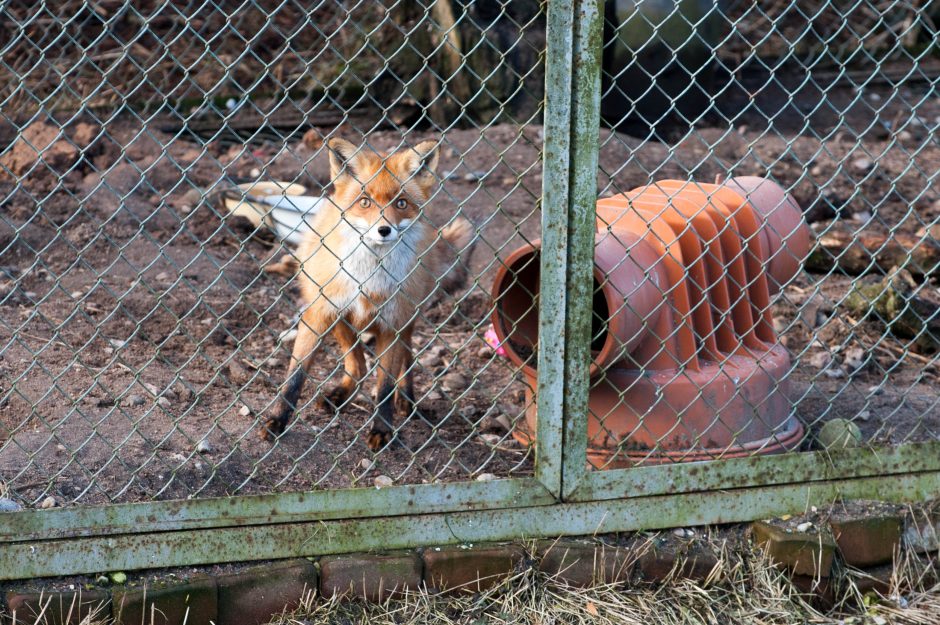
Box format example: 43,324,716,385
327,138,440,245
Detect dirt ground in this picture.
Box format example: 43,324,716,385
0,71,938,507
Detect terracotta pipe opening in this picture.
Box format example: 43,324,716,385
492,235,664,377
493,247,612,376
492,247,541,375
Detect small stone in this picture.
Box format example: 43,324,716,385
266,358,281,368
224,362,252,386
852,211,873,222
817,418,862,449
109,338,127,349
796,521,813,533
425,390,443,402
279,328,298,343
823,367,846,379
142,382,161,396
171,381,192,403
249,167,261,178
156,396,171,408
843,346,867,372
462,170,486,183
475,473,496,482
238,405,251,417
810,165,824,177
374,475,393,488
420,355,444,369
179,187,202,208
155,271,171,282
476,346,492,359
852,157,873,173
672,528,687,537
359,458,372,470
480,412,511,433
40,496,56,509
809,351,832,369
500,176,516,186
196,439,212,454
127,394,145,407
867,385,885,396
856,410,871,422
96,574,110,585
55,444,66,453
480,433,501,445
799,297,823,329
0,497,22,512
109,571,127,585
442,372,468,392
903,514,939,553
70,290,83,298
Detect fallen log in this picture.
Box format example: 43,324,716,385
805,226,940,279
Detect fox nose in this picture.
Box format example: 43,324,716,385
377,225,392,237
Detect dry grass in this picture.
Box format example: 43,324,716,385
270,545,939,625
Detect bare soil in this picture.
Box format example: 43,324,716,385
0,74,938,507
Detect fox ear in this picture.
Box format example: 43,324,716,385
402,140,440,184
328,138,363,182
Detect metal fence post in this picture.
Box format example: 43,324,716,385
536,0,603,499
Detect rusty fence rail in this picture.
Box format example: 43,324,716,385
0,0,938,579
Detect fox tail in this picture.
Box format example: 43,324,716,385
434,216,477,292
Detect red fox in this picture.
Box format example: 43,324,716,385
260,137,475,450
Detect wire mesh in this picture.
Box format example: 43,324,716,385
590,0,940,468
1,0,938,509
0,0,544,506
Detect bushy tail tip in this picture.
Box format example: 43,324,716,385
441,217,475,252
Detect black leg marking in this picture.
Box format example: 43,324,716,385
367,381,396,450
260,367,306,441
281,367,306,413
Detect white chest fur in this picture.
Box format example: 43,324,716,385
329,222,428,327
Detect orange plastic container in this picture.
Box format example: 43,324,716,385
491,177,812,467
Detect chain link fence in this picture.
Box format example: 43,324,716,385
0,0,938,512
592,0,940,467
0,0,544,506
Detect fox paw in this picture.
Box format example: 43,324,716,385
366,428,392,451
259,416,285,441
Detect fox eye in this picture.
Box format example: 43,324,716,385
359,197,372,208
395,198,408,210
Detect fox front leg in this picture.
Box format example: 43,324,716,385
367,327,412,451
261,307,331,441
